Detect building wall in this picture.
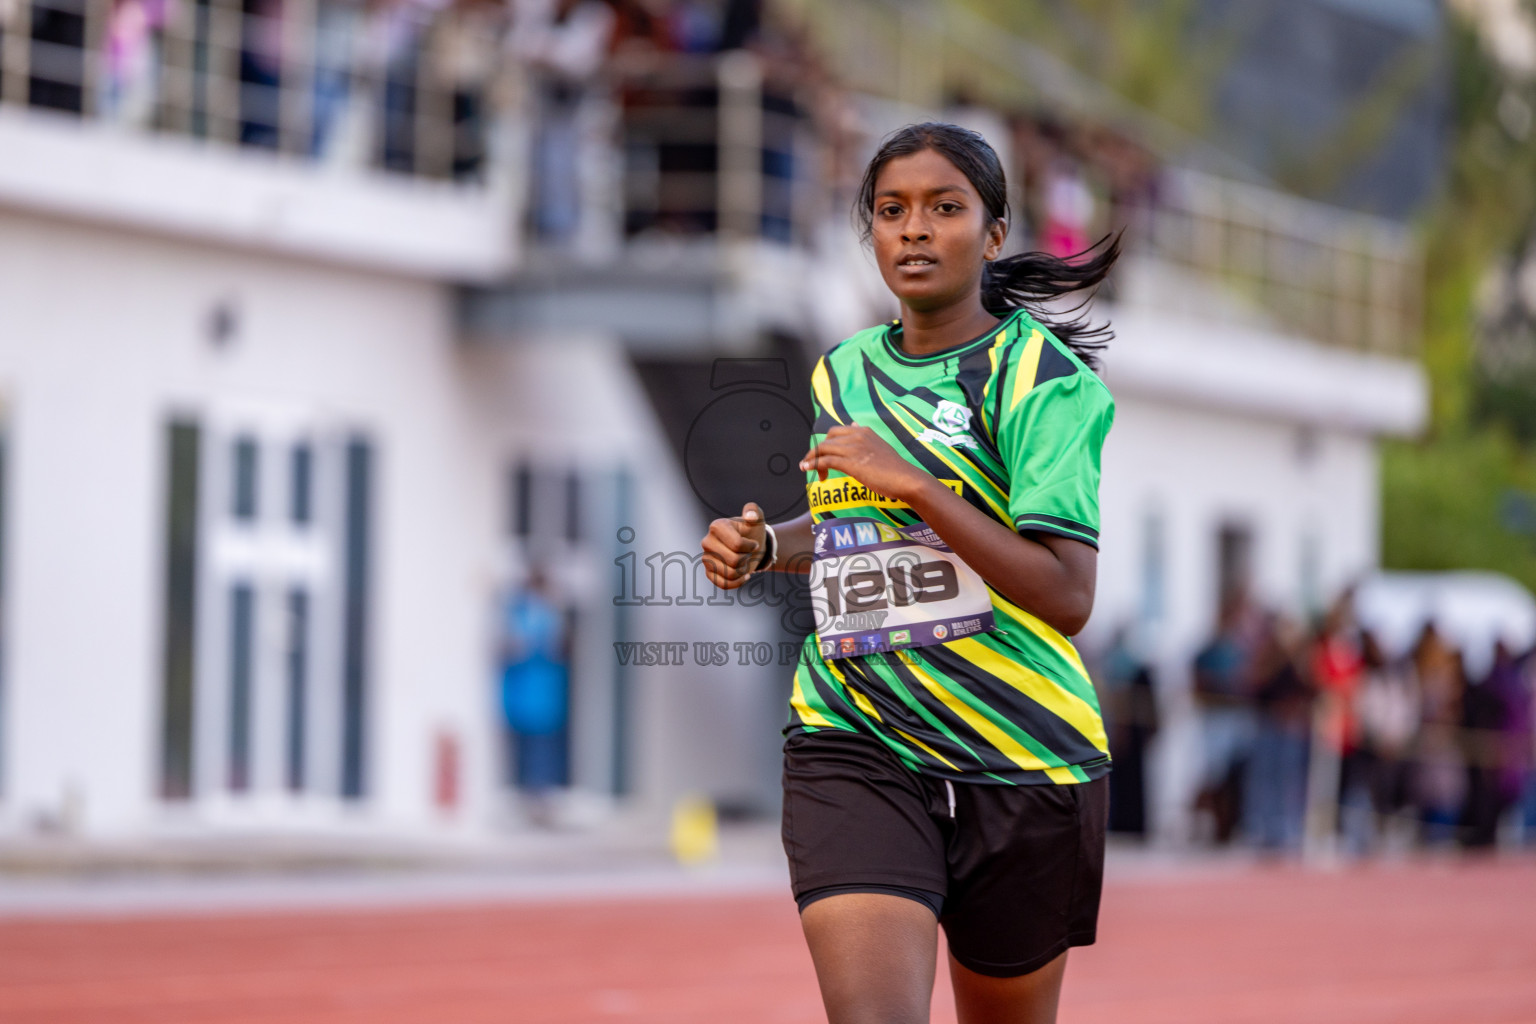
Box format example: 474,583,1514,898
0,208,494,837
458,335,794,820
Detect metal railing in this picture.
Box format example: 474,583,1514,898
0,0,501,181
1128,168,1423,356
608,50,822,248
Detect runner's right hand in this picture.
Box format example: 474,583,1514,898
702,501,768,590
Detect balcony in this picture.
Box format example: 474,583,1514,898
1125,168,1422,357
0,0,519,278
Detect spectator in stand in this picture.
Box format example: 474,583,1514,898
510,0,617,243
1411,622,1466,845
311,0,366,162
1357,629,1421,850
1041,157,1095,259
1244,613,1313,853
101,0,166,127
1191,593,1260,844
239,0,287,148
667,0,719,52
429,0,509,179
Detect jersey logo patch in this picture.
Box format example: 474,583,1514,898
917,400,979,449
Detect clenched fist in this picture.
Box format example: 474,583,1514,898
702,501,769,590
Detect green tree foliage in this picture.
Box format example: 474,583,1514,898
956,0,1247,137
1381,11,1536,593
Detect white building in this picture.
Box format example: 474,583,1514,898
0,9,1425,845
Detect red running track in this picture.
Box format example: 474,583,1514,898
1,858,1534,1024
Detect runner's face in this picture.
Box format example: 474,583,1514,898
870,148,1005,314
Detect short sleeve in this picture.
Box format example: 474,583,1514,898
995,346,1115,549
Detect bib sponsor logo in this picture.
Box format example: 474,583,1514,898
808,476,962,514
854,522,879,546
831,524,856,549
889,629,911,646
932,623,949,640
839,637,857,656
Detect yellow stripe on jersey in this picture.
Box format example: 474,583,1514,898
948,637,1110,754
883,397,1010,523
1009,329,1046,412
903,656,1078,781
790,664,835,728
812,359,844,426
893,727,960,771
985,586,1093,686
845,683,883,721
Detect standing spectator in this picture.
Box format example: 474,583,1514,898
1192,594,1259,844
1244,614,1313,853
1357,630,1421,850
498,565,570,823
1520,645,1536,845
1411,623,1466,845
1461,640,1531,848
1309,597,1368,853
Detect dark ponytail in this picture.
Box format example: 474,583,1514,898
855,122,1120,371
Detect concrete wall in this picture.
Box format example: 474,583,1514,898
0,207,493,837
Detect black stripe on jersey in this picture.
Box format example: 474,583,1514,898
1013,513,1099,541
821,356,857,426
988,338,1019,444
918,644,1108,757
878,654,1037,777
1034,339,1080,387
861,356,1010,494
954,343,993,412
845,656,991,768
954,344,1007,464
802,659,861,723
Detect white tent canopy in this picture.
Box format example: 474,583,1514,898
1353,571,1536,681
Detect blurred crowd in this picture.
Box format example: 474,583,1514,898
1100,590,1536,855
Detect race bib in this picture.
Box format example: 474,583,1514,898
809,516,998,659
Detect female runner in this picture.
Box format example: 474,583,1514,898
701,122,1119,1024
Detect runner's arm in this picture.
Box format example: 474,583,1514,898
701,504,814,592
802,425,1096,636
903,476,1096,636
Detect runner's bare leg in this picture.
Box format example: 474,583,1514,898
801,893,937,1024
949,949,1068,1024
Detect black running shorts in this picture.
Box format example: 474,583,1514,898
781,727,1108,978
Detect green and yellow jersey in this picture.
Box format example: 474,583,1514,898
787,307,1116,785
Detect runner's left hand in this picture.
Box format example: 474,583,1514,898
800,425,929,501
